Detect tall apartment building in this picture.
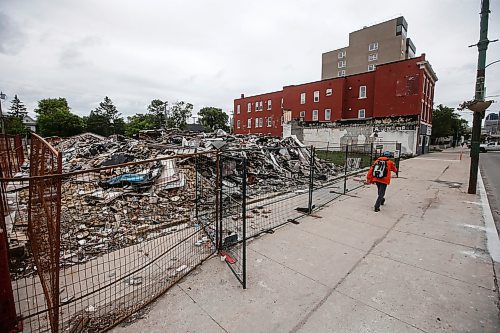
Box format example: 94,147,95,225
322,16,417,79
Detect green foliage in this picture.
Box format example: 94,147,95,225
147,99,167,128
4,116,29,136
125,113,156,136
431,105,468,142
198,107,229,132
86,96,125,136
166,101,193,129
8,94,27,118
35,98,85,137
35,98,69,115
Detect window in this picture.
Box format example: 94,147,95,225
299,111,306,118
247,118,252,128
368,64,376,71
325,109,331,120
337,70,346,77
358,109,366,119
255,118,259,127
359,86,367,99
338,60,346,68
312,110,318,121
300,93,306,104
314,91,320,102
368,53,378,61
255,101,259,111
396,24,407,38
326,88,333,96
368,42,378,51
259,101,263,111
267,117,272,127
267,99,272,110
247,103,251,112
237,104,241,114
259,118,263,128
237,120,241,128
338,50,346,59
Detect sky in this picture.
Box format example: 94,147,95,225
0,0,499,124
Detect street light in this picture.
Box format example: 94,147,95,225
0,91,6,134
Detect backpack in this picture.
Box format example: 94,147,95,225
372,159,388,179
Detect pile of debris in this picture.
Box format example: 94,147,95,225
7,131,339,279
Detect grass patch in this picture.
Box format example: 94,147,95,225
316,150,373,169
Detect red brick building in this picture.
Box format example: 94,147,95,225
233,54,437,140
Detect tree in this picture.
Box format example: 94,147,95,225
198,107,229,132
166,101,193,129
8,95,27,118
4,116,29,136
147,99,167,128
35,98,85,137
431,104,468,145
85,112,110,136
86,96,125,136
125,113,156,136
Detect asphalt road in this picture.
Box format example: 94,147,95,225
480,151,500,233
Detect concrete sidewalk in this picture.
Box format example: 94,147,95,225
112,149,500,333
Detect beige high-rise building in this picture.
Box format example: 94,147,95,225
321,16,416,79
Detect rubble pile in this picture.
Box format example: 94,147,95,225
8,132,340,279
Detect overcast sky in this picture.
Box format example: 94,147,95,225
1,0,499,124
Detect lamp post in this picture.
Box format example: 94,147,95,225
0,91,6,134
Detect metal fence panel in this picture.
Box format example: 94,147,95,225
28,133,62,333
7,148,218,332
218,154,247,288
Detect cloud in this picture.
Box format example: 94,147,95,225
59,36,102,68
0,0,498,123
0,11,27,54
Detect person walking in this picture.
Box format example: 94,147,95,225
366,151,398,212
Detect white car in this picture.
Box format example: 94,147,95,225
480,142,500,152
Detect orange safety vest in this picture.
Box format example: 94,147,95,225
366,157,398,185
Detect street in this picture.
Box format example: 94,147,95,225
480,151,500,234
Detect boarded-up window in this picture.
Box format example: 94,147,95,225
396,74,419,96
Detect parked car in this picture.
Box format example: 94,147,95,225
480,142,500,152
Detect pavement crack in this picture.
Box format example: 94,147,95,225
392,228,486,252
178,284,230,333
288,214,406,333
420,189,439,219
249,248,330,288
336,290,430,333
371,253,494,291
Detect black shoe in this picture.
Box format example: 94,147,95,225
381,198,385,206
374,207,380,212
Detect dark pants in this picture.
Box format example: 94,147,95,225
375,182,387,209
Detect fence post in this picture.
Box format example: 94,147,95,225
215,152,221,250
242,157,247,289
0,199,18,333
343,145,348,194
195,151,199,221
370,142,374,165
396,142,401,177
308,146,315,214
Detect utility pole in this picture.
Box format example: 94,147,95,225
467,0,491,194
